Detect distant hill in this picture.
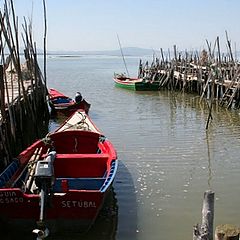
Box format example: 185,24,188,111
47,47,158,56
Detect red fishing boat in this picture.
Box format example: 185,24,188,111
48,88,91,114
0,110,117,238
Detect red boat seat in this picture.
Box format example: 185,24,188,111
54,153,108,178
50,130,100,154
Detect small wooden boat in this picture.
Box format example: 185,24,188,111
48,88,91,114
0,110,118,238
113,73,159,91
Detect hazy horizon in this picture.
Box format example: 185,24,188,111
12,0,240,53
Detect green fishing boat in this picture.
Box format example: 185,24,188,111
113,74,159,91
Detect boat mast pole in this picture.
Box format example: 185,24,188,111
117,34,130,77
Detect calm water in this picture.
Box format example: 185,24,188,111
38,55,240,239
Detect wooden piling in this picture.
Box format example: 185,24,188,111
215,224,240,240
193,190,214,240
0,0,49,170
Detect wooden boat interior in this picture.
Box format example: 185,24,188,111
0,130,112,192
53,154,108,192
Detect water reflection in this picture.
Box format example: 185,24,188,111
113,161,138,240
45,55,240,240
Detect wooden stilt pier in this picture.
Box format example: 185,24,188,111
138,37,240,109
0,0,49,170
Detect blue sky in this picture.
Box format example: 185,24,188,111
12,0,240,52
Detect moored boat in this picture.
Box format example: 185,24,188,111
48,88,91,114
0,110,118,238
113,73,159,91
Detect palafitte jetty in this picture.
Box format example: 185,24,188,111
0,0,49,170
138,37,240,109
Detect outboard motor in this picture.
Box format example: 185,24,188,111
75,92,82,103
35,151,56,191
33,151,56,239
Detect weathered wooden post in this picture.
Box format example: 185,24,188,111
215,224,240,240
193,190,214,240
0,65,5,118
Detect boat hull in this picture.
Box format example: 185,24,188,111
135,81,159,91
49,99,91,115
0,110,118,234
0,186,117,239
49,88,91,114
0,188,106,232
113,77,159,91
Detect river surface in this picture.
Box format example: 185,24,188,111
43,54,240,240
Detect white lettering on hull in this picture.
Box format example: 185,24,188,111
0,197,24,204
0,192,24,204
0,191,17,197
61,200,97,208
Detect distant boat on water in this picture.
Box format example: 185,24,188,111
113,73,159,91
48,88,91,115
114,35,159,91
